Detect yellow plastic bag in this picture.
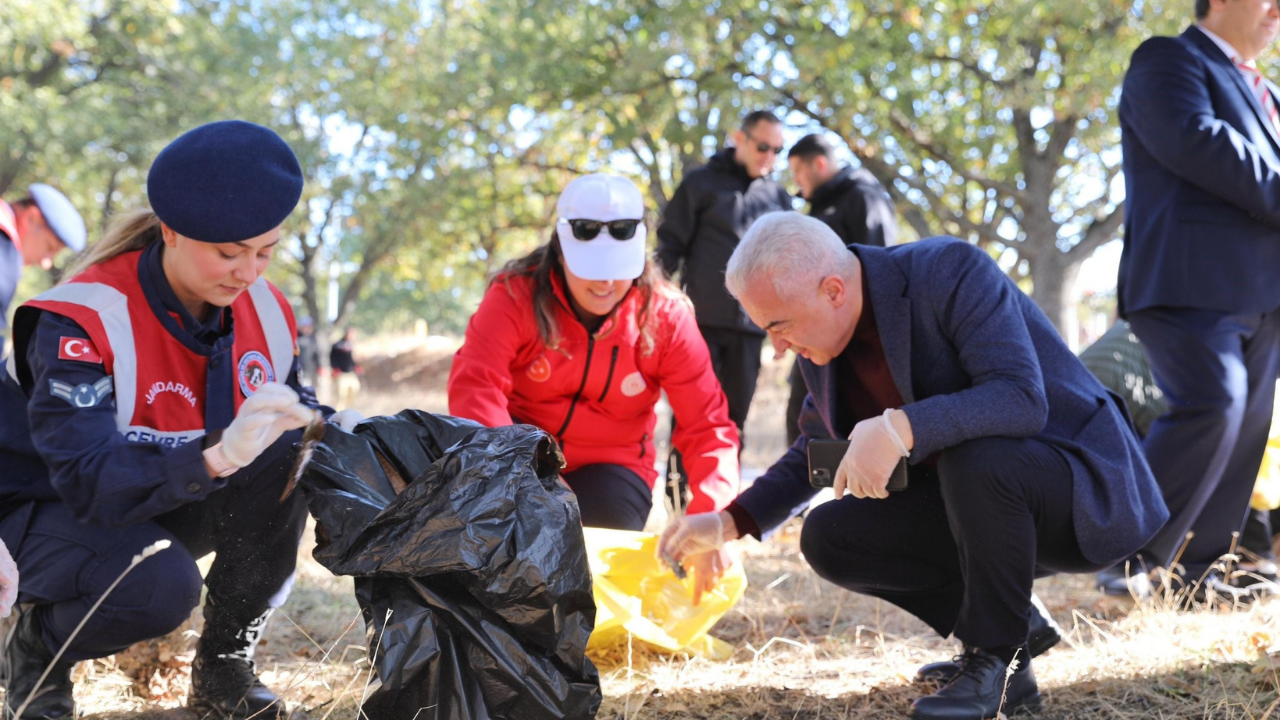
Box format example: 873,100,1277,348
1253,434,1280,511
583,527,746,658
1254,394,1280,512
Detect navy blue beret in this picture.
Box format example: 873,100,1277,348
147,120,303,244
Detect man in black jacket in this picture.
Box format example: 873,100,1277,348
657,110,792,504
783,134,897,444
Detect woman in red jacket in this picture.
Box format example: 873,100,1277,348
449,174,740,586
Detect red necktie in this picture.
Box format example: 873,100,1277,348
1235,60,1280,131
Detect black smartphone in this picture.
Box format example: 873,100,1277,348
807,438,908,492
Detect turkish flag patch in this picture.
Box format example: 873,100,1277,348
58,337,103,364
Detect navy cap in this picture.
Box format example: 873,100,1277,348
147,120,304,243
28,184,86,252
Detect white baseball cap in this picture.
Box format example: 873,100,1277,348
28,184,86,252
555,174,647,281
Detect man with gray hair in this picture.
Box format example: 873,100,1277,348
657,212,1167,720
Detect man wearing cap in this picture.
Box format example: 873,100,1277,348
0,186,86,632
656,109,791,504
0,120,331,719
0,184,87,348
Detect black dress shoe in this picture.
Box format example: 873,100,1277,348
915,594,1061,684
1,609,77,720
910,648,1042,720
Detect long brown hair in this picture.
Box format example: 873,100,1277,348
494,234,682,355
63,209,162,279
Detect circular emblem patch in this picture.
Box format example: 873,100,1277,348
620,371,647,397
526,354,552,383
238,351,275,397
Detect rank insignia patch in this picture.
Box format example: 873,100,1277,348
50,377,114,408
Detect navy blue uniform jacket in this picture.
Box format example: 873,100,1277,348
1119,26,1280,316
0,244,320,528
735,238,1169,565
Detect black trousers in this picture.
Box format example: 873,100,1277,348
0,430,307,661
1241,507,1276,563
667,326,763,508
799,436,1105,649
563,463,653,531
699,326,765,433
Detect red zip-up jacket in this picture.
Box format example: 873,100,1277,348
448,271,739,514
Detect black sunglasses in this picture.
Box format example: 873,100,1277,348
744,130,785,155
565,218,641,241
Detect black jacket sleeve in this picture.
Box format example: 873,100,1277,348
655,178,702,278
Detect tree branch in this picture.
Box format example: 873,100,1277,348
1067,205,1124,261
886,108,1029,206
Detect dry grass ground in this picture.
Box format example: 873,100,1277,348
49,337,1280,719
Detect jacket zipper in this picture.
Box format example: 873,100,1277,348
597,347,619,402
556,335,595,440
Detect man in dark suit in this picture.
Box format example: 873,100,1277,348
657,213,1167,720
1115,0,1280,599
783,134,897,445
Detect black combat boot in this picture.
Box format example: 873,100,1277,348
1,609,76,719
188,600,285,720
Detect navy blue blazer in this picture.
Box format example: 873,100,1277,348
1118,26,1280,316
735,238,1169,565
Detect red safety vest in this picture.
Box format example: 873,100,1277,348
17,250,296,446
0,200,20,249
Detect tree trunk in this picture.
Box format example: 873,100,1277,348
1029,252,1082,347
98,166,120,238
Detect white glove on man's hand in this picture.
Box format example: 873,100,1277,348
834,414,908,500
328,408,366,431
0,538,18,618
657,511,727,564
221,383,315,468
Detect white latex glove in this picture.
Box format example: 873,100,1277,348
657,511,728,564
221,383,316,468
0,539,17,618
686,548,732,607
328,408,366,431
834,414,908,500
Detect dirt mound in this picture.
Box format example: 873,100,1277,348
359,336,460,394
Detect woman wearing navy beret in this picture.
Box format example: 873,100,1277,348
0,120,337,719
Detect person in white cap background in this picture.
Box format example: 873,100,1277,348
0,184,86,649
448,173,742,602
0,184,87,348
0,120,357,720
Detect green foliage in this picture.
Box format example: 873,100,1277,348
1,0,1199,338
764,0,1183,330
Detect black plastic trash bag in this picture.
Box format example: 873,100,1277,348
295,410,601,720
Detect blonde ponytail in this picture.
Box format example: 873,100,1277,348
63,209,163,280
